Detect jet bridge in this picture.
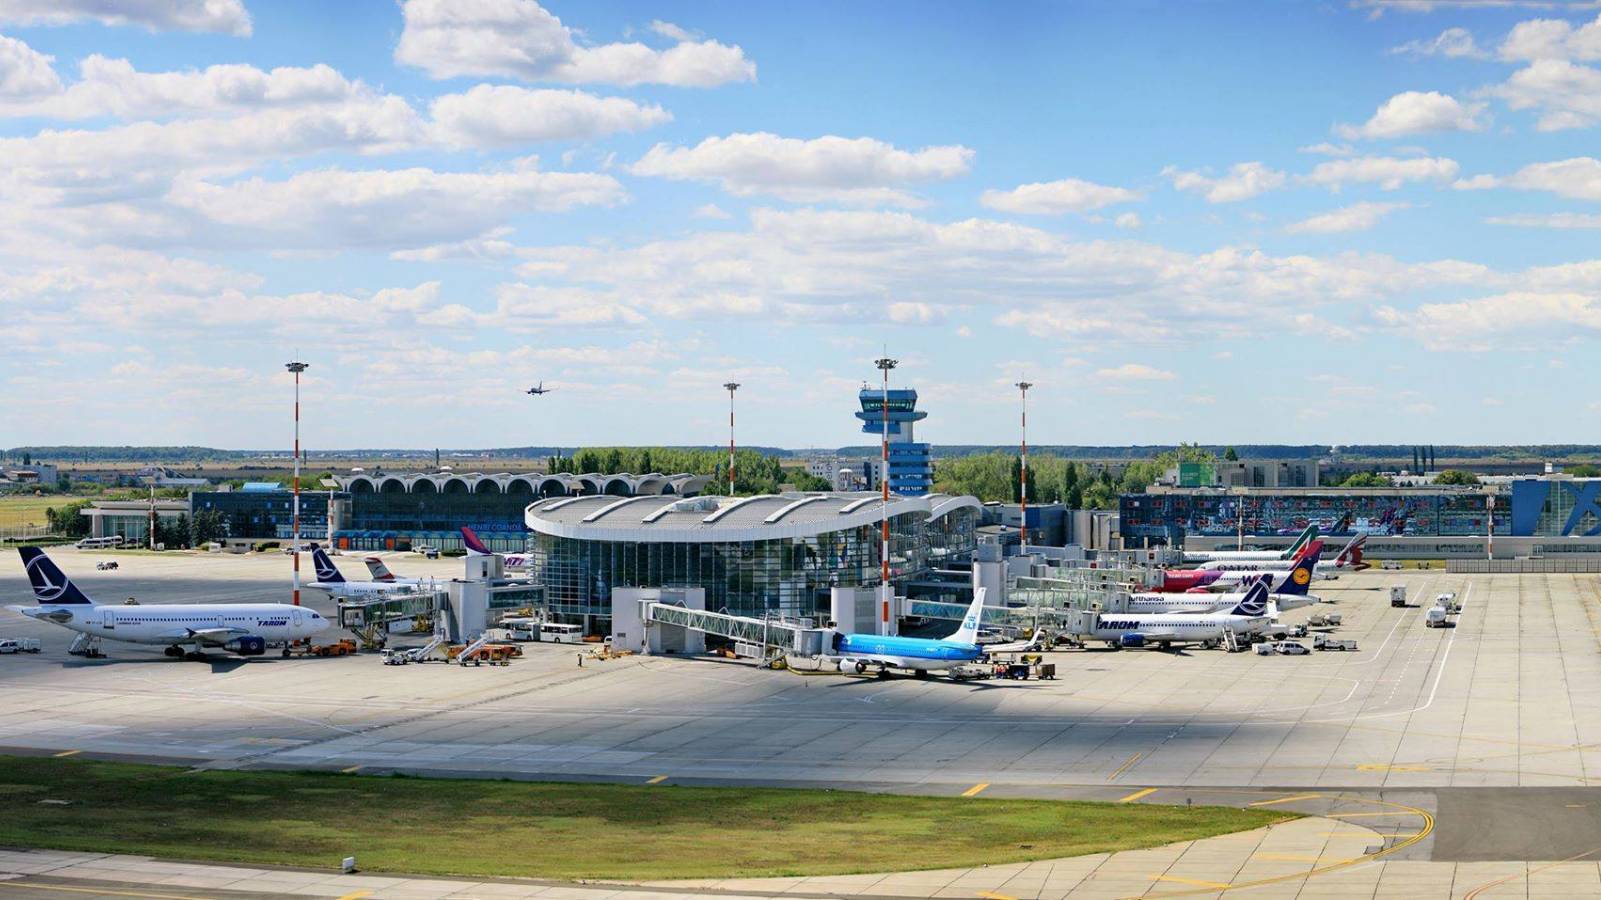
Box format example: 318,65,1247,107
611,586,829,657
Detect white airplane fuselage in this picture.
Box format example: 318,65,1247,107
309,580,421,598
13,602,330,650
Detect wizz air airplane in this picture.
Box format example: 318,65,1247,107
8,547,330,659
829,589,1038,676
1130,551,1321,616
310,547,429,597
461,526,530,568
1089,581,1271,650
1180,525,1318,564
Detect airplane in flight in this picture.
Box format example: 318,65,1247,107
1130,551,1322,616
310,547,430,597
8,547,330,659
526,382,555,395
829,589,1039,677
1087,581,1272,650
1180,524,1318,564
461,526,531,569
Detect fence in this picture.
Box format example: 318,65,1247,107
1447,559,1601,574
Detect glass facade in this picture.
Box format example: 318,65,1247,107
191,490,342,540
335,490,532,551
529,511,938,620
1511,479,1601,536
1120,490,1511,538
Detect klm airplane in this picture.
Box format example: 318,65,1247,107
832,589,1026,677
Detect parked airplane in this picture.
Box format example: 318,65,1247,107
1198,534,1365,579
829,589,1033,676
461,526,531,569
1131,551,1322,615
362,556,427,585
310,547,427,597
8,547,330,659
1180,525,1317,564
1089,581,1271,650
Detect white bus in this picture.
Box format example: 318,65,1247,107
76,535,124,550
538,623,584,644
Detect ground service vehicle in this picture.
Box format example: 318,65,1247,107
1314,636,1358,651
539,623,583,643
1308,612,1342,627
1426,607,1452,628
1391,586,1408,607
0,638,42,654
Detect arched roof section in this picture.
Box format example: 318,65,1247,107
346,476,375,493
412,478,438,494
378,477,406,494
442,477,470,494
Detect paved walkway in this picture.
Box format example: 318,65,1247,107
4,816,1593,898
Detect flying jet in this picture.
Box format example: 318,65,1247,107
1180,524,1318,564
310,547,429,597
8,547,330,660
1087,581,1272,651
461,526,531,569
526,382,555,395
828,589,1038,676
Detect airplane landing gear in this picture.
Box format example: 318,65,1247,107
281,646,291,658
164,646,183,658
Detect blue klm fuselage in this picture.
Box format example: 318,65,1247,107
835,633,982,663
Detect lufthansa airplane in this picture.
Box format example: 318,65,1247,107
8,547,330,659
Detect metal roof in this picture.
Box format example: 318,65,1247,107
526,491,981,543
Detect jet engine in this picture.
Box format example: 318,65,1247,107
1118,633,1147,649
224,636,266,656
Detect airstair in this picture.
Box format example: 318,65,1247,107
405,634,444,663
67,633,105,658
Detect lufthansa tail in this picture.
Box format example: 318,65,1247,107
1275,546,1322,596
310,546,345,583
460,526,492,556
18,547,95,605
947,588,989,645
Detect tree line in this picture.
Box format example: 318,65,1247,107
545,447,829,495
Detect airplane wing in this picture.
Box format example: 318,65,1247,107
155,626,251,645
984,629,1046,654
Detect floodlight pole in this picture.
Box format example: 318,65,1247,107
723,382,740,497
286,360,309,606
875,355,897,636
1016,381,1033,554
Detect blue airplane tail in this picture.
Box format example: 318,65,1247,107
18,547,94,605
310,546,344,583
1275,546,1321,596
1229,581,1269,617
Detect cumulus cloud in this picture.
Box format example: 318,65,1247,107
164,164,627,250
1163,161,1286,203
979,177,1141,215
428,85,670,147
0,31,58,99
1335,91,1487,139
1286,201,1410,234
1115,212,1142,229
1499,13,1601,62
1377,291,1601,349
0,55,366,119
1092,363,1175,382
1494,157,1601,199
394,0,755,87
1305,155,1459,190
630,132,974,206
1486,211,1601,228
1490,59,1601,130
1300,142,1356,156
0,0,250,35
1391,27,1487,58
1453,173,1499,190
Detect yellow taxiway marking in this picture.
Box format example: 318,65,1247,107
1119,787,1158,803
1149,874,1231,889
0,882,214,900
52,749,81,758
1248,793,1321,807
336,892,373,900
977,892,1018,900
1253,853,1349,863
961,782,989,797
646,775,669,785
1326,811,1416,818
340,765,362,774
1356,763,1431,772
1107,752,1141,781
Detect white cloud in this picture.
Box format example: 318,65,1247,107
0,31,58,99
492,283,647,329
165,164,627,250
979,177,1140,215
0,0,250,35
1453,173,1500,189
429,85,670,147
1164,161,1286,203
1286,201,1410,234
692,203,731,219
1377,291,1601,349
1092,363,1175,382
1305,155,1459,190
1499,13,1601,61
394,0,755,87
1490,59,1601,130
1496,156,1601,199
1335,91,1487,139
630,132,974,206
389,228,520,262
0,55,365,119
1300,142,1356,156
1486,211,1601,227
1391,26,1487,58
1115,212,1142,229
648,21,695,42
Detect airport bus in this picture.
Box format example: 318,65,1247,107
75,535,124,550
538,623,583,644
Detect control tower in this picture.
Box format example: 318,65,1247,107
855,388,932,496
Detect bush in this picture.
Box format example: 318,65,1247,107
253,541,281,552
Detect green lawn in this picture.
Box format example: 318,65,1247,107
0,757,1292,880
0,494,90,531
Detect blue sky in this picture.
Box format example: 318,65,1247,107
3,0,1601,451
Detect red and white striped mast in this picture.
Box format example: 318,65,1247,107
723,382,740,496
1016,380,1033,553
875,354,897,635
285,359,309,606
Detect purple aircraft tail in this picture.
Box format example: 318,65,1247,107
460,526,491,556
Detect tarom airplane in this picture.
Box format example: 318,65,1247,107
8,547,330,660
1130,550,1322,616
1180,524,1318,564
310,547,430,597
829,588,1038,677
461,526,531,569
1088,581,1272,650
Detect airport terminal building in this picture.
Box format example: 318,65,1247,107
523,491,981,625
